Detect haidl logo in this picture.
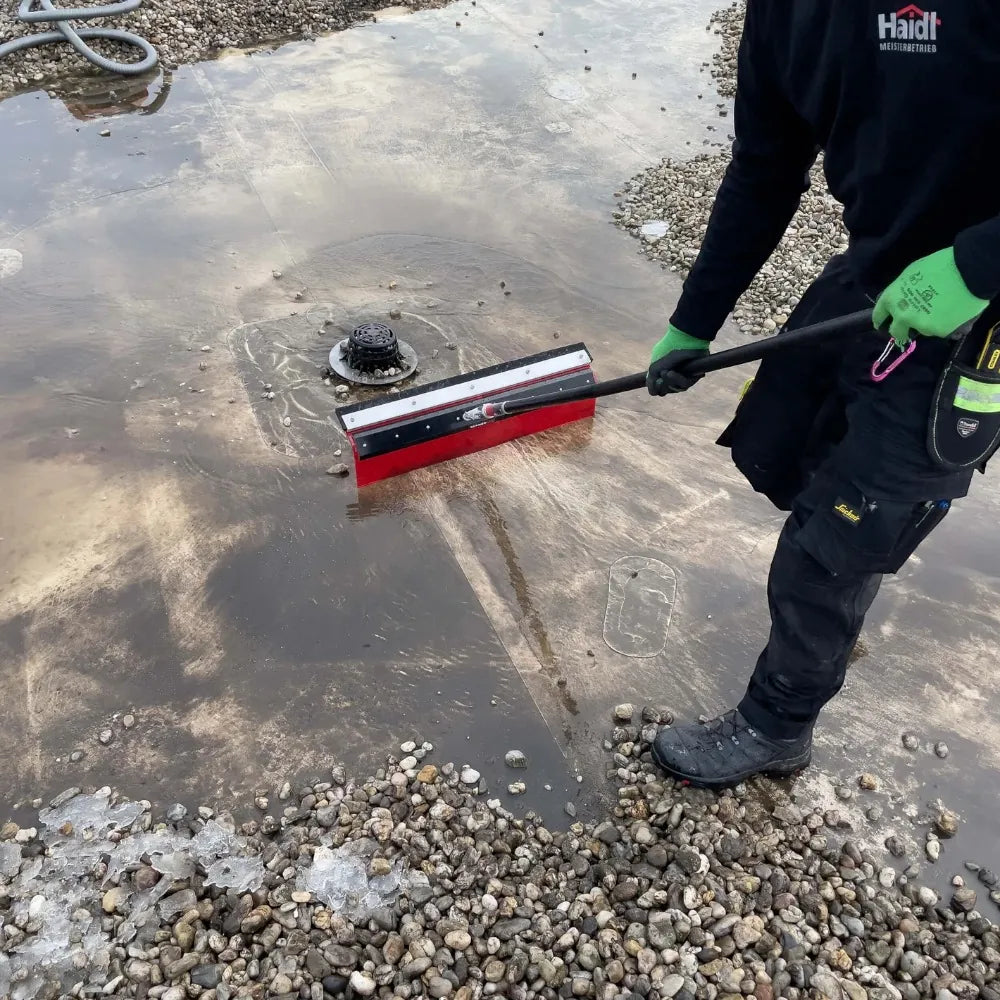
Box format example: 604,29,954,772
878,4,941,53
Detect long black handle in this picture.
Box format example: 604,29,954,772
488,309,875,418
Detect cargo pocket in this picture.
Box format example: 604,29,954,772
796,479,951,577
716,377,811,509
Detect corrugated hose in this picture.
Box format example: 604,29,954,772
0,0,157,76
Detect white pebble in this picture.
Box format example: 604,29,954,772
613,703,634,723
349,972,376,997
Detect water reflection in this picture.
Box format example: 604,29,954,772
51,66,172,118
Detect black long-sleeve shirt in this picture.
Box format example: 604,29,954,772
671,1,1000,342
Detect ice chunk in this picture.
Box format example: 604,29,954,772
3,794,265,994
39,792,144,840
3,880,90,999
105,831,185,883
105,821,257,889
158,888,198,920
369,870,402,896
204,856,265,893
193,819,240,857
300,844,410,919
302,845,367,912
18,858,42,883
152,849,196,880
192,820,263,891
0,842,21,879
119,878,174,944
640,220,670,241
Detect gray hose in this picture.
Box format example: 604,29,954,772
0,0,157,75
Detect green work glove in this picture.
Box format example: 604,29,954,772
873,246,989,349
647,325,711,396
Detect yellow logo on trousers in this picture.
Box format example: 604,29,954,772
833,502,862,524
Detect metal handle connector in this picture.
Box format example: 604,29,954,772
461,402,507,422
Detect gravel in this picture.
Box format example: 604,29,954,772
706,1,743,99
0,0,446,98
2,720,997,1000
613,0,850,338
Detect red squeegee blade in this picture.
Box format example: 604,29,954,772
348,397,595,487
336,343,596,487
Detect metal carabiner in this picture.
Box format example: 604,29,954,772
871,337,916,383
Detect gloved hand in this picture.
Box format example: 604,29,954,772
873,246,989,348
647,325,711,396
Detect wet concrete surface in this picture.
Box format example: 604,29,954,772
1,0,998,899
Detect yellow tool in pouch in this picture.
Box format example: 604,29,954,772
974,321,1000,373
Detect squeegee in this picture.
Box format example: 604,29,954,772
336,310,875,487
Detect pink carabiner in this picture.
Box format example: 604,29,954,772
871,338,916,383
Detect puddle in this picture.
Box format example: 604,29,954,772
0,0,995,903
473,491,579,716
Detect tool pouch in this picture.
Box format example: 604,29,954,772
928,315,1000,473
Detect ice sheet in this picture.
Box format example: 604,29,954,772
2,794,265,996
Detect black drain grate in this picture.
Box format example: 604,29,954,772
344,322,405,375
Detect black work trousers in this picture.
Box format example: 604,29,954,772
718,257,975,740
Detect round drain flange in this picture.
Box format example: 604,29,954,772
328,322,418,385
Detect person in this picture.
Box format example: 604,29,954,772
646,1,1000,788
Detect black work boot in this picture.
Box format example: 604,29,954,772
651,709,812,789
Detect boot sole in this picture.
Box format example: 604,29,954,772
650,743,812,790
